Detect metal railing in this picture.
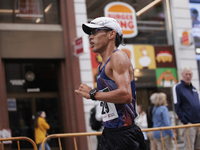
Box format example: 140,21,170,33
41,123,200,150
41,132,102,150
0,136,38,150
142,123,200,150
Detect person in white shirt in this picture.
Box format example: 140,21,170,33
137,105,150,150
94,101,103,150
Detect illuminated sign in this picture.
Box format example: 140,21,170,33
104,2,138,38
182,31,190,46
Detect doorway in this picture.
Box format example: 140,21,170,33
7,92,60,150
4,60,60,149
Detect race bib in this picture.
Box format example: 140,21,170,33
99,87,119,122
100,102,118,122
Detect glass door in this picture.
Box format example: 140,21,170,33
9,98,34,149
5,60,60,149
8,93,60,150
35,97,60,147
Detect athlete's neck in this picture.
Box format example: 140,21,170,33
100,46,117,64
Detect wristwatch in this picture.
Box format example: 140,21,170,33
89,89,97,100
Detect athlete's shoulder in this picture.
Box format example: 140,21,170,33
112,49,127,56
110,50,130,63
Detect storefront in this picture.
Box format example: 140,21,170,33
83,0,177,127
81,0,200,148
82,0,199,113
189,0,200,82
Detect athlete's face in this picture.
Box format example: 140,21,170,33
89,28,112,53
182,70,193,85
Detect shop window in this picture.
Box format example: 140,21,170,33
0,0,13,22
189,0,200,83
0,0,60,24
5,60,59,93
134,2,167,45
8,97,60,149
87,0,174,111
86,0,167,45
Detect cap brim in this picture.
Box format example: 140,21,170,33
82,23,104,35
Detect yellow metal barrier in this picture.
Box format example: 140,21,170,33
142,123,200,150
0,137,37,150
41,132,102,150
41,123,200,150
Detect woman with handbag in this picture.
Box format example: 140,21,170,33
34,111,51,150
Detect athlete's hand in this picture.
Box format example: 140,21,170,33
75,83,92,99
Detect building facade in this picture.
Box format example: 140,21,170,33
0,0,88,149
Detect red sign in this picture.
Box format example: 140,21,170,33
74,37,84,56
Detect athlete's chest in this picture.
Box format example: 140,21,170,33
99,62,113,80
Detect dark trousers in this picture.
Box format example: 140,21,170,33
99,124,146,150
97,135,102,150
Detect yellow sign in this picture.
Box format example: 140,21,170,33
133,45,156,69
104,2,138,38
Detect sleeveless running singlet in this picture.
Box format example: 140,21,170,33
97,50,137,129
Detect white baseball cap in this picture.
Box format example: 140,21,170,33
82,17,123,36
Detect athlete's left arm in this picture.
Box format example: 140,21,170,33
74,51,133,104
94,51,133,104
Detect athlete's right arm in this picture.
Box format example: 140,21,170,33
74,51,133,104
75,83,92,99
91,51,133,104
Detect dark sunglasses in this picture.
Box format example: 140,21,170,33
89,28,112,36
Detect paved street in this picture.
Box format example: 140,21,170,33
177,141,184,150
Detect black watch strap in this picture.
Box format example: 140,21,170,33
89,89,97,100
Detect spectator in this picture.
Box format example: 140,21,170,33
146,93,157,150
173,67,200,150
34,111,50,150
94,101,103,150
153,93,175,150
137,104,150,150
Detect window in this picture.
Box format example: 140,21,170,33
5,60,59,93
86,0,167,45
0,0,60,24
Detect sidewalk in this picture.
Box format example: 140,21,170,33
177,141,184,150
